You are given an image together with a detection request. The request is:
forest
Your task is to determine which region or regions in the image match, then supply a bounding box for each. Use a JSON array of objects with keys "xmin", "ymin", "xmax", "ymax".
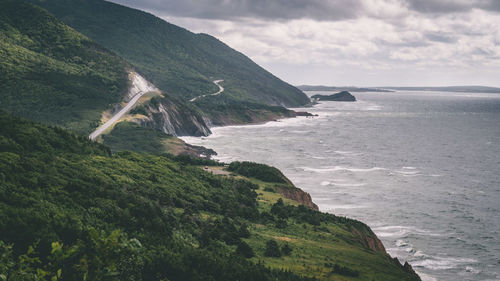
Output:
[{"xmin": 0, "ymin": 110, "xmax": 420, "ymax": 281}]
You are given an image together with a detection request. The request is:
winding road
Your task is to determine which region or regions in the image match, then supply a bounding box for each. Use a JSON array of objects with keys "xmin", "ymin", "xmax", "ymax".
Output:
[
  {"xmin": 89, "ymin": 73, "xmax": 158, "ymax": 141},
  {"xmin": 89, "ymin": 77, "xmax": 223, "ymax": 141},
  {"xmin": 89, "ymin": 91, "xmax": 146, "ymax": 140},
  {"xmin": 190, "ymin": 80, "xmax": 224, "ymax": 102}
]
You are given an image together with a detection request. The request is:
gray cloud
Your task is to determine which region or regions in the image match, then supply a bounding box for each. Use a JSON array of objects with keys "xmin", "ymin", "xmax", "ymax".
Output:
[
  {"xmin": 405, "ymin": 0, "xmax": 500, "ymax": 13},
  {"xmin": 110, "ymin": 0, "xmax": 364, "ymax": 21},
  {"xmin": 107, "ymin": 0, "xmax": 500, "ymax": 86},
  {"xmin": 424, "ymin": 32, "xmax": 458, "ymax": 43}
]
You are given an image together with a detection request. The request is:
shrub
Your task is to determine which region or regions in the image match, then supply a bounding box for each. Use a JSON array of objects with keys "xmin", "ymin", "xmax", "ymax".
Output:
[
  {"xmin": 264, "ymin": 240, "xmax": 281, "ymax": 258},
  {"xmin": 236, "ymin": 241, "xmax": 254, "ymax": 258}
]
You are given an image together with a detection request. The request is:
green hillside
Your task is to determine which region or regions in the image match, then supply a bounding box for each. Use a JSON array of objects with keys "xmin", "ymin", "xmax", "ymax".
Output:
[
  {"xmin": 0, "ymin": 110, "xmax": 420, "ymax": 280},
  {"xmin": 0, "ymin": 0, "xmax": 128, "ymax": 134},
  {"xmin": 29, "ymin": 0, "xmax": 310, "ymax": 108}
]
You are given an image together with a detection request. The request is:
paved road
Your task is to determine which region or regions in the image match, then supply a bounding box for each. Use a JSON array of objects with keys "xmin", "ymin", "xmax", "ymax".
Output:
[
  {"xmin": 89, "ymin": 72, "xmax": 158, "ymax": 140},
  {"xmin": 190, "ymin": 80, "xmax": 224, "ymax": 102},
  {"xmin": 89, "ymin": 90, "xmax": 146, "ymax": 140}
]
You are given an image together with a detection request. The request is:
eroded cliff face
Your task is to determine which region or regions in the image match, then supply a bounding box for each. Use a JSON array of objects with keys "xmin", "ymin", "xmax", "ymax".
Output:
[
  {"xmin": 136, "ymin": 96, "xmax": 211, "ymax": 137},
  {"xmin": 278, "ymin": 186, "xmax": 319, "ymax": 210},
  {"xmin": 350, "ymin": 228, "xmax": 386, "ymax": 253},
  {"xmin": 350, "ymin": 228, "xmax": 422, "ymax": 280}
]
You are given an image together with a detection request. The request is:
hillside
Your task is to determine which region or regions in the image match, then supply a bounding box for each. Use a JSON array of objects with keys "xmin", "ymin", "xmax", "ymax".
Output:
[
  {"xmin": 29, "ymin": 0, "xmax": 310, "ymax": 108},
  {"xmin": 0, "ymin": 110, "xmax": 420, "ymax": 281},
  {"xmin": 0, "ymin": 0, "xmax": 128, "ymax": 134}
]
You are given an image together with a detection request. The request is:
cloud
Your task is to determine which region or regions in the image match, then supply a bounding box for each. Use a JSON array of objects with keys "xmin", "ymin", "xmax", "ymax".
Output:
[
  {"xmin": 111, "ymin": 0, "xmax": 365, "ymax": 21},
  {"xmin": 405, "ymin": 0, "xmax": 500, "ymax": 13},
  {"xmin": 111, "ymin": 0, "xmax": 499, "ymax": 21},
  {"xmin": 108, "ymin": 0, "xmax": 500, "ymax": 86}
]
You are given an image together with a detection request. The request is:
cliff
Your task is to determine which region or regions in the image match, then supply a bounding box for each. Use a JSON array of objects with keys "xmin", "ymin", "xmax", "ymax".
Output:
[
  {"xmin": 136, "ymin": 95, "xmax": 211, "ymax": 137},
  {"xmin": 350, "ymin": 227, "xmax": 386, "ymax": 253},
  {"xmin": 278, "ymin": 186, "xmax": 319, "ymax": 210}
]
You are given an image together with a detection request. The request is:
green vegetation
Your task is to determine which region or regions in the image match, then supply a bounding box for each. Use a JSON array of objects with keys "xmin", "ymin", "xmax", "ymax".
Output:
[
  {"xmin": 193, "ymin": 95, "xmax": 297, "ymax": 126},
  {"xmin": 0, "ymin": 1, "xmax": 128, "ymax": 134},
  {"xmin": 102, "ymin": 122, "xmax": 173, "ymax": 153},
  {"xmin": 102, "ymin": 121, "xmax": 216, "ymax": 157},
  {"xmin": 30, "ymin": 0, "xmax": 309, "ymax": 107},
  {"xmin": 228, "ymin": 161, "xmax": 290, "ymax": 184},
  {"xmin": 311, "ymin": 91, "xmax": 356, "ymax": 102},
  {"xmin": 0, "ymin": 110, "xmax": 420, "ymax": 280}
]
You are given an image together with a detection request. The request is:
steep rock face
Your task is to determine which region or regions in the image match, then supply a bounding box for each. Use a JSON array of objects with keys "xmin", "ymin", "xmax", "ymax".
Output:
[
  {"xmin": 278, "ymin": 186, "xmax": 319, "ymax": 210},
  {"xmin": 350, "ymin": 228, "xmax": 386, "ymax": 253},
  {"xmin": 393, "ymin": 258, "xmax": 422, "ymax": 281},
  {"xmin": 137, "ymin": 96, "xmax": 211, "ymax": 137}
]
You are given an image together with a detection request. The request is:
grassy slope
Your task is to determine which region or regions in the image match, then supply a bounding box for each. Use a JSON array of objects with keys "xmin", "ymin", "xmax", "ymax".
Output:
[
  {"xmin": 29, "ymin": 0, "xmax": 310, "ymax": 108},
  {"xmin": 0, "ymin": 1, "xmax": 128, "ymax": 134},
  {"xmin": 0, "ymin": 110, "xmax": 419, "ymax": 281},
  {"xmin": 102, "ymin": 121, "xmax": 216, "ymax": 157}
]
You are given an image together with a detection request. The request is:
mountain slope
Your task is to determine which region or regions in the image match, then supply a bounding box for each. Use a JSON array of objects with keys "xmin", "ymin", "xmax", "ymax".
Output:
[
  {"xmin": 0, "ymin": 0, "xmax": 128, "ymax": 134},
  {"xmin": 0, "ymin": 110, "xmax": 420, "ymax": 280},
  {"xmin": 29, "ymin": 0, "xmax": 310, "ymax": 107}
]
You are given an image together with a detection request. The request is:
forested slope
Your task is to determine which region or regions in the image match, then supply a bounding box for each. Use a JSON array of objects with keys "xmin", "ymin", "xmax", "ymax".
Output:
[
  {"xmin": 30, "ymin": 0, "xmax": 310, "ymax": 107},
  {"xmin": 0, "ymin": 1, "xmax": 128, "ymax": 134},
  {"xmin": 0, "ymin": 110, "xmax": 420, "ymax": 281}
]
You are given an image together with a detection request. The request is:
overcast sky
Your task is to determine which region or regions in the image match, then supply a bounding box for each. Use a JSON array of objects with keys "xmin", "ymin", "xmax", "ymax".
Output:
[{"xmin": 109, "ymin": 0, "xmax": 500, "ymax": 87}]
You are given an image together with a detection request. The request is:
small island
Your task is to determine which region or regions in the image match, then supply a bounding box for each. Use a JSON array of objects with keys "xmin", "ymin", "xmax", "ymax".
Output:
[{"xmin": 311, "ymin": 91, "xmax": 357, "ymax": 102}]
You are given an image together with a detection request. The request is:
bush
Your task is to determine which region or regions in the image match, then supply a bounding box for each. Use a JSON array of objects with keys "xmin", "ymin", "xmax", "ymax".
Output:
[
  {"xmin": 227, "ymin": 162, "xmax": 288, "ymax": 183},
  {"xmin": 281, "ymin": 244, "xmax": 293, "ymax": 256},
  {"xmin": 236, "ymin": 241, "xmax": 254, "ymax": 258},
  {"xmin": 264, "ymin": 240, "xmax": 281, "ymax": 258}
]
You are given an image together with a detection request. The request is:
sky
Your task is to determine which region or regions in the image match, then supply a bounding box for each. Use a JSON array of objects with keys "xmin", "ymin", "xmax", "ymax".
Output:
[{"xmin": 108, "ymin": 0, "xmax": 500, "ymax": 87}]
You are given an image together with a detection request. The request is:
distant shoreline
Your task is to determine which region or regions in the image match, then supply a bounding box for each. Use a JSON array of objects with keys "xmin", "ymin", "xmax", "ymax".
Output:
[{"xmin": 298, "ymin": 85, "xmax": 500, "ymax": 94}]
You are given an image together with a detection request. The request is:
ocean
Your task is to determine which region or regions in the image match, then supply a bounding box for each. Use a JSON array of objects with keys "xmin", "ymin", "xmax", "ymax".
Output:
[{"xmin": 181, "ymin": 90, "xmax": 500, "ymax": 281}]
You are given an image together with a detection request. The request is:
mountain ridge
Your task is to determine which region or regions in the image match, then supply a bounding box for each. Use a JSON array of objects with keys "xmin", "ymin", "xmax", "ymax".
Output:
[{"xmin": 30, "ymin": 0, "xmax": 310, "ymax": 108}]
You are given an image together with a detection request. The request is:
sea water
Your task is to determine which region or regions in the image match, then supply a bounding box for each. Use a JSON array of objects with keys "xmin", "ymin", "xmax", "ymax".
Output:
[{"xmin": 182, "ymin": 91, "xmax": 500, "ymax": 281}]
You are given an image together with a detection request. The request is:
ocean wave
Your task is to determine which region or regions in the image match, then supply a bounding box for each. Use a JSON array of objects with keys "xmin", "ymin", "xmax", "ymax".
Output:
[
  {"xmin": 330, "ymin": 182, "xmax": 367, "ymax": 187},
  {"xmin": 395, "ymin": 170, "xmax": 422, "ymax": 176},
  {"xmin": 373, "ymin": 225, "xmax": 445, "ymax": 238},
  {"xmin": 402, "ymin": 166, "xmax": 418, "ymax": 170},
  {"xmin": 396, "ymin": 239, "xmax": 410, "ymax": 247},
  {"xmin": 300, "ymin": 166, "xmax": 386, "ymax": 173},
  {"xmin": 321, "ymin": 204, "xmax": 368, "ymax": 210},
  {"xmin": 415, "ymin": 271, "xmax": 438, "ymax": 281},
  {"xmin": 412, "ymin": 256, "xmax": 478, "ymax": 271}
]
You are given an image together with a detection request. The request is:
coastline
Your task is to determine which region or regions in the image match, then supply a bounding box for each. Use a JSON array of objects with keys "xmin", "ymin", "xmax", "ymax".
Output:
[{"xmin": 181, "ymin": 110, "xmax": 422, "ymax": 280}]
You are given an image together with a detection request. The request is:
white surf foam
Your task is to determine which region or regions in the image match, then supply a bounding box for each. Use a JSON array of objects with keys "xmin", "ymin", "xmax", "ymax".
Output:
[
  {"xmin": 373, "ymin": 226, "xmax": 444, "ymax": 238},
  {"xmin": 330, "ymin": 182, "xmax": 367, "ymax": 187},
  {"xmin": 412, "ymin": 256, "xmax": 478, "ymax": 271},
  {"xmin": 300, "ymin": 166, "xmax": 386, "ymax": 173}
]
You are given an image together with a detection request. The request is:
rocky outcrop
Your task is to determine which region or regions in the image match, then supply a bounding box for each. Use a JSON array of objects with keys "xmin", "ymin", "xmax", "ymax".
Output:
[
  {"xmin": 294, "ymin": 111, "xmax": 318, "ymax": 117},
  {"xmin": 137, "ymin": 95, "xmax": 211, "ymax": 137},
  {"xmin": 393, "ymin": 258, "xmax": 422, "ymax": 281},
  {"xmin": 311, "ymin": 91, "xmax": 356, "ymax": 102},
  {"xmin": 278, "ymin": 186, "xmax": 319, "ymax": 210},
  {"xmin": 350, "ymin": 228, "xmax": 386, "ymax": 253}
]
